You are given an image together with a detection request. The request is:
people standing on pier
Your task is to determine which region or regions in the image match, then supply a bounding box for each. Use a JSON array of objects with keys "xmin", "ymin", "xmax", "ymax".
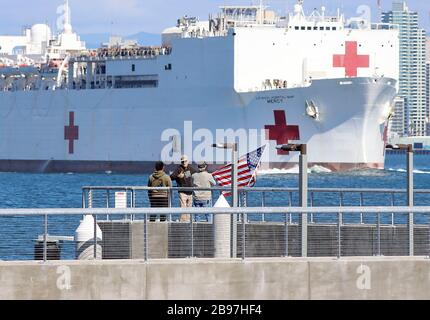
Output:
[
  {"xmin": 192, "ymin": 162, "xmax": 217, "ymax": 222},
  {"xmin": 148, "ymin": 161, "xmax": 172, "ymax": 222},
  {"xmin": 170, "ymin": 155, "xmax": 197, "ymax": 222}
]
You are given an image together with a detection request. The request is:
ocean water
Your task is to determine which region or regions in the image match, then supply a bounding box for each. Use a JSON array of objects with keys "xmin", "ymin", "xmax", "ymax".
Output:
[
  {"xmin": 1, "ymin": 153, "xmax": 430, "ymax": 261},
  {"xmin": 0, "ymin": 153, "xmax": 429, "ymax": 209}
]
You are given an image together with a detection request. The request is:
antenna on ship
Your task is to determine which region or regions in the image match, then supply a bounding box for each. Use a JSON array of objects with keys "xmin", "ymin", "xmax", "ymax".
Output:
[
  {"xmin": 63, "ymin": 0, "xmax": 73, "ymax": 34},
  {"xmin": 259, "ymin": 0, "xmax": 264, "ymax": 24},
  {"xmin": 377, "ymin": 0, "xmax": 383, "ymax": 22},
  {"xmin": 293, "ymin": 0, "xmax": 305, "ymax": 19}
]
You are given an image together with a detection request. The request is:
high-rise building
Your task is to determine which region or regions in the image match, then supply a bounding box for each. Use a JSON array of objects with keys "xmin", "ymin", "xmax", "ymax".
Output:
[
  {"xmin": 389, "ymin": 96, "xmax": 406, "ymax": 137},
  {"xmin": 382, "ymin": 1, "xmax": 427, "ymax": 136},
  {"xmin": 427, "ymin": 38, "xmax": 430, "ymax": 135},
  {"xmin": 426, "ymin": 37, "xmax": 430, "ymax": 61},
  {"xmin": 427, "ymin": 61, "xmax": 430, "ymax": 135}
]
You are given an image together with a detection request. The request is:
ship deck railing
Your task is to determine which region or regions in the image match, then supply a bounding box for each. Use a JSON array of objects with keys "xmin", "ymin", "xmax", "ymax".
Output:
[
  {"xmin": 370, "ymin": 22, "xmax": 400, "ymax": 30},
  {"xmin": 71, "ymin": 46, "xmax": 173, "ymax": 63}
]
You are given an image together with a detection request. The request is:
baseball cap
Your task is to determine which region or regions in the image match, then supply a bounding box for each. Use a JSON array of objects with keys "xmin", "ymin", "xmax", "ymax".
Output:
[
  {"xmin": 198, "ymin": 161, "xmax": 207, "ymax": 169},
  {"xmin": 181, "ymin": 155, "xmax": 189, "ymax": 162}
]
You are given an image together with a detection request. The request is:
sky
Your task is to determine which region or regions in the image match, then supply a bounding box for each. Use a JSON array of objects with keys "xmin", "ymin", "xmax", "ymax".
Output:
[{"xmin": 0, "ymin": 0, "xmax": 429, "ymax": 36}]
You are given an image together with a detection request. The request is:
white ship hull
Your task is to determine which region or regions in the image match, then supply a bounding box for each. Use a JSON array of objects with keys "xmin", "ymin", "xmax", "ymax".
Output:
[{"xmin": 0, "ymin": 76, "xmax": 397, "ymax": 173}]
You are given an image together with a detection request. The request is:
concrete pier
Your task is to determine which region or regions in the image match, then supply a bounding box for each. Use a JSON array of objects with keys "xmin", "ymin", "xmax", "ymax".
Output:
[{"xmin": 1, "ymin": 257, "xmax": 430, "ymax": 300}]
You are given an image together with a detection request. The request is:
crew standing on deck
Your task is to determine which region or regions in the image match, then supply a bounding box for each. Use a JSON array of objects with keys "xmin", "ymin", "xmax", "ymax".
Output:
[{"xmin": 170, "ymin": 155, "xmax": 197, "ymax": 222}]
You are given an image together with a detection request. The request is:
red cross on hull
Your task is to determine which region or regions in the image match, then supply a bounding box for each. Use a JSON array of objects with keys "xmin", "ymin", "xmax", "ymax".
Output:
[
  {"xmin": 333, "ymin": 41, "xmax": 370, "ymax": 77},
  {"xmin": 64, "ymin": 112, "xmax": 79, "ymax": 154},
  {"xmin": 265, "ymin": 110, "xmax": 300, "ymax": 155}
]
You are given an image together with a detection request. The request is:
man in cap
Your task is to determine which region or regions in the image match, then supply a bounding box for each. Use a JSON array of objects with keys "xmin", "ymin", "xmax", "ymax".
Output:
[
  {"xmin": 192, "ymin": 162, "xmax": 217, "ymax": 222},
  {"xmin": 170, "ymin": 155, "xmax": 197, "ymax": 222}
]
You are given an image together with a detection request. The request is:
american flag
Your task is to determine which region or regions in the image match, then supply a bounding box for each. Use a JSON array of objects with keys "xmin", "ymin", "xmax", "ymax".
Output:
[{"xmin": 212, "ymin": 146, "xmax": 266, "ymax": 196}]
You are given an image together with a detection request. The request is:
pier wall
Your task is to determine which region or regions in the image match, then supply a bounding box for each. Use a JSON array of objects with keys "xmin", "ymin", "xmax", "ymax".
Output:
[
  {"xmin": 1, "ymin": 257, "xmax": 430, "ymax": 300},
  {"xmin": 98, "ymin": 221, "xmax": 430, "ymax": 259}
]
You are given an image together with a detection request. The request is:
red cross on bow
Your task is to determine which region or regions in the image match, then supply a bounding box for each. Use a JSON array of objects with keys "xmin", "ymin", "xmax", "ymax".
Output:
[
  {"xmin": 64, "ymin": 111, "xmax": 79, "ymax": 154},
  {"xmin": 333, "ymin": 41, "xmax": 370, "ymax": 77},
  {"xmin": 265, "ymin": 110, "xmax": 300, "ymax": 155}
]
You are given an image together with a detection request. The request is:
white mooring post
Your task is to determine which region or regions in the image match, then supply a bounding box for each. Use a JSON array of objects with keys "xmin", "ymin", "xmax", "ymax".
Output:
[
  {"xmin": 75, "ymin": 215, "xmax": 102, "ymax": 260},
  {"xmin": 212, "ymin": 142, "xmax": 239, "ymax": 258},
  {"xmin": 214, "ymin": 195, "xmax": 232, "ymax": 259}
]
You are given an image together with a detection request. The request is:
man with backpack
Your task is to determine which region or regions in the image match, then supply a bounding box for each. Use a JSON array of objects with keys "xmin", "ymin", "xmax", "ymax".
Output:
[{"xmin": 148, "ymin": 161, "xmax": 172, "ymax": 222}]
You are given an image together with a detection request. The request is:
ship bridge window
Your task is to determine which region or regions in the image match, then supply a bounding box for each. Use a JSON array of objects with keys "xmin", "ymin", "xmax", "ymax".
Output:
[
  {"xmin": 332, "ymin": 27, "xmax": 337, "ymax": 30},
  {"xmin": 113, "ymin": 75, "xmax": 159, "ymax": 89},
  {"xmin": 132, "ymin": 64, "xmax": 136, "ymax": 72},
  {"xmin": 320, "ymin": 27, "xmax": 324, "ymax": 30},
  {"xmin": 307, "ymin": 26, "xmax": 312, "ymax": 30},
  {"xmin": 295, "ymin": 26, "xmax": 299, "ymax": 30},
  {"xmin": 325, "ymin": 27, "xmax": 330, "ymax": 30},
  {"xmin": 313, "ymin": 26, "xmax": 318, "ymax": 30},
  {"xmin": 301, "ymin": 26, "xmax": 306, "ymax": 30}
]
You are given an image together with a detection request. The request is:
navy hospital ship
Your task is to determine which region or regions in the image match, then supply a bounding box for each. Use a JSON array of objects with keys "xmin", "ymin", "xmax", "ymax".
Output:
[{"xmin": 0, "ymin": 0, "xmax": 399, "ymax": 173}]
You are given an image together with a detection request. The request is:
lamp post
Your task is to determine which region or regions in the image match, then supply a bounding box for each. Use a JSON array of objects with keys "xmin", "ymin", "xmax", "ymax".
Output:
[
  {"xmin": 277, "ymin": 144, "xmax": 308, "ymax": 257},
  {"xmin": 212, "ymin": 142, "xmax": 238, "ymax": 258},
  {"xmin": 386, "ymin": 144, "xmax": 414, "ymax": 256}
]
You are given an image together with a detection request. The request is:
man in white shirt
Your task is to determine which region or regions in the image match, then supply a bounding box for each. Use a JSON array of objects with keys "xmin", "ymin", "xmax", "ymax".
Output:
[{"xmin": 192, "ymin": 162, "xmax": 216, "ymax": 222}]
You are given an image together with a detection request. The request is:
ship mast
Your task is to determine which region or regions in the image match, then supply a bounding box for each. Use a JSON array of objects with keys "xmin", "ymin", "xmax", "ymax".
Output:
[
  {"xmin": 259, "ymin": 0, "xmax": 263, "ymax": 24},
  {"xmin": 293, "ymin": 0, "xmax": 305, "ymax": 19},
  {"xmin": 63, "ymin": 0, "xmax": 72, "ymax": 34},
  {"xmin": 298, "ymin": 0, "xmax": 305, "ymax": 12}
]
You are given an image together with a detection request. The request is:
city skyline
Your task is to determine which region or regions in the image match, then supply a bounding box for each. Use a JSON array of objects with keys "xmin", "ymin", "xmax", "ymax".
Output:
[
  {"xmin": 0, "ymin": 0, "xmax": 429, "ymax": 36},
  {"xmin": 383, "ymin": 1, "xmax": 427, "ymax": 137}
]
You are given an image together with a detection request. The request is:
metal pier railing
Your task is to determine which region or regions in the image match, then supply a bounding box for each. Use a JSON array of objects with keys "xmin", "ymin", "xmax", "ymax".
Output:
[
  {"xmin": 1, "ymin": 206, "xmax": 430, "ymax": 262},
  {"xmin": 81, "ymin": 186, "xmax": 430, "ymax": 222}
]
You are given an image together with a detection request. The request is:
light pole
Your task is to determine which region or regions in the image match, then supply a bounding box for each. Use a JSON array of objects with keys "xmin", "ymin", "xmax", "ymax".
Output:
[
  {"xmin": 213, "ymin": 142, "xmax": 238, "ymax": 258},
  {"xmin": 386, "ymin": 144, "xmax": 414, "ymax": 256},
  {"xmin": 277, "ymin": 144, "xmax": 308, "ymax": 257}
]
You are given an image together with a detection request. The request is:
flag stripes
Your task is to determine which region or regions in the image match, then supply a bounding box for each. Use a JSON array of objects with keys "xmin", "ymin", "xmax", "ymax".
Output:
[{"xmin": 212, "ymin": 146, "xmax": 266, "ymax": 196}]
